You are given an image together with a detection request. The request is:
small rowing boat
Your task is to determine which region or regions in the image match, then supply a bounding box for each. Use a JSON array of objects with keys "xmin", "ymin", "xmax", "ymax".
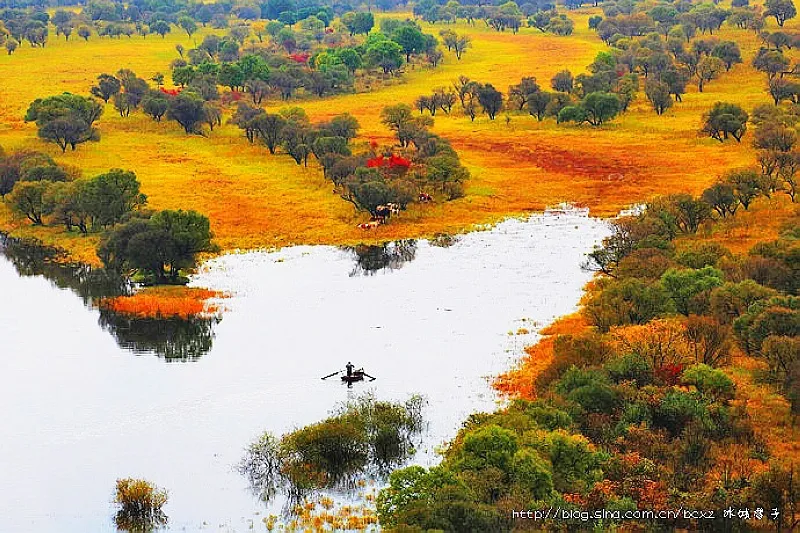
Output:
[{"xmin": 341, "ymin": 370, "xmax": 365, "ymax": 383}]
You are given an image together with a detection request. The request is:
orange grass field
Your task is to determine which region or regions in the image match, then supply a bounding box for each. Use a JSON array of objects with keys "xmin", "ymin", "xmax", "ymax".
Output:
[
  {"xmin": 98, "ymin": 286, "xmax": 226, "ymax": 319},
  {"xmin": 0, "ymin": 5, "xmax": 788, "ymax": 263}
]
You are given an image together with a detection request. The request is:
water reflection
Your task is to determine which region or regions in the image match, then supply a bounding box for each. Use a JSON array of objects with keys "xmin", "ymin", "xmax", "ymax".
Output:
[
  {"xmin": 99, "ymin": 310, "xmax": 219, "ymax": 361},
  {"xmin": 345, "ymin": 240, "xmax": 418, "ymax": 277},
  {"xmin": 114, "ymin": 509, "xmax": 168, "ymax": 533},
  {"xmin": 0, "ymin": 233, "xmax": 129, "ymax": 303},
  {"xmin": 0, "ymin": 234, "xmax": 218, "ymax": 361}
]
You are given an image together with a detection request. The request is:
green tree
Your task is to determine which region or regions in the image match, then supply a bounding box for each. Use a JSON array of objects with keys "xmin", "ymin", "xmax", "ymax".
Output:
[
  {"xmin": 177, "ymin": 16, "xmax": 197, "ymax": 38},
  {"xmin": 150, "ymin": 20, "xmax": 171, "ymax": 38},
  {"xmin": 142, "ymin": 93, "xmax": 168, "ymax": 122},
  {"xmin": 365, "ymin": 39, "xmax": 404, "ymax": 74},
  {"xmin": 581, "ymin": 92, "xmax": 621, "ymax": 126},
  {"xmin": 477, "ymin": 83, "xmax": 503, "ymax": 120},
  {"xmin": 217, "ymin": 62, "xmax": 245, "ymax": 91},
  {"xmin": 24, "ymin": 93, "xmax": 103, "ymax": 152},
  {"xmin": 661, "ymin": 266, "xmax": 725, "ymax": 315},
  {"xmin": 527, "ymin": 91, "xmax": 553, "ymax": 121},
  {"xmin": 701, "ymin": 102, "xmax": 748, "ymax": 142},
  {"xmin": 551, "ymin": 69, "xmax": 574, "ymax": 92},
  {"xmin": 166, "ymin": 92, "xmax": 206, "ymax": 134},
  {"xmin": 90, "ymin": 73, "xmax": 121, "ymax": 103},
  {"xmin": 342, "ymin": 12, "xmax": 374, "ymax": 36},
  {"xmin": 725, "ymin": 168, "xmax": 761, "ymax": 208},
  {"xmin": 83, "ymin": 169, "xmax": 146, "ymax": 227},
  {"xmin": 695, "ymin": 56, "xmax": 724, "ymax": 92},
  {"xmin": 682, "ymin": 364, "xmax": 735, "ymax": 400},
  {"xmin": 8, "ymin": 180, "xmax": 51, "ymax": 225},
  {"xmin": 251, "ymin": 113, "xmax": 287, "ymax": 154},
  {"xmin": 711, "ymin": 41, "xmax": 742, "ymax": 71},
  {"xmin": 702, "ymin": 182, "xmax": 738, "ymax": 217},
  {"xmin": 392, "ymin": 25, "xmax": 425, "ymax": 62},
  {"xmin": 508, "ymin": 77, "xmax": 540, "ymax": 110},
  {"xmin": 645, "ymin": 80, "xmax": 673, "ymax": 115},
  {"xmin": 765, "ymin": 0, "xmax": 797, "ymax": 26}
]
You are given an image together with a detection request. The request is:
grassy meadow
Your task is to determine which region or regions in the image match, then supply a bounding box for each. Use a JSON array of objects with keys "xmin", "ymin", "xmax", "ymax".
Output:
[{"xmin": 0, "ymin": 6, "xmax": 788, "ymax": 263}]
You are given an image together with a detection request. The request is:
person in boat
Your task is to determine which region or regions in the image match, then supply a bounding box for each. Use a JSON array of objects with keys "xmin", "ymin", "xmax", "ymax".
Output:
[{"xmin": 346, "ymin": 361, "xmax": 354, "ymax": 377}]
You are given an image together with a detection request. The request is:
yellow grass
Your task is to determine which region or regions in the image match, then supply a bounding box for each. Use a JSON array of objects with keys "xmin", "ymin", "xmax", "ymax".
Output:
[{"xmin": 0, "ymin": 7, "xmax": 791, "ymax": 263}]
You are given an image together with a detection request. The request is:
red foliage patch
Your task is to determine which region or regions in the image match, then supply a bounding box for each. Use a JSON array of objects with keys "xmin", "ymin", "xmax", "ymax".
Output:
[
  {"xmin": 159, "ymin": 87, "xmax": 181, "ymax": 96},
  {"xmin": 655, "ymin": 364, "xmax": 684, "ymax": 386},
  {"xmin": 367, "ymin": 154, "xmax": 411, "ymax": 169},
  {"xmin": 289, "ymin": 53, "xmax": 310, "ymax": 63}
]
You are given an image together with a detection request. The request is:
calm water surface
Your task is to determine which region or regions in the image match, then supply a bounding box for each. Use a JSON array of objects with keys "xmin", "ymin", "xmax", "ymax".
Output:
[{"xmin": 0, "ymin": 212, "xmax": 608, "ymax": 532}]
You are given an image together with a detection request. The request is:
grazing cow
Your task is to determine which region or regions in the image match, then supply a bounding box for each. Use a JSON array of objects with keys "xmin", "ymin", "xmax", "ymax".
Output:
[
  {"xmin": 375, "ymin": 205, "xmax": 391, "ymax": 223},
  {"xmin": 418, "ymin": 193, "xmax": 432, "ymax": 203},
  {"xmin": 358, "ymin": 221, "xmax": 381, "ymax": 230},
  {"xmin": 387, "ymin": 203, "xmax": 401, "ymax": 215}
]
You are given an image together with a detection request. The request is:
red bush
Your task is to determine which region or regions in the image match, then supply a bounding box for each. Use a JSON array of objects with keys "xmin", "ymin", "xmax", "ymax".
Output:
[
  {"xmin": 655, "ymin": 364, "xmax": 684, "ymax": 386},
  {"xmin": 388, "ymin": 154, "xmax": 411, "ymax": 168},
  {"xmin": 367, "ymin": 154, "xmax": 411, "ymax": 169},
  {"xmin": 366, "ymin": 155, "xmax": 385, "ymax": 168},
  {"xmin": 289, "ymin": 53, "xmax": 310, "ymax": 63}
]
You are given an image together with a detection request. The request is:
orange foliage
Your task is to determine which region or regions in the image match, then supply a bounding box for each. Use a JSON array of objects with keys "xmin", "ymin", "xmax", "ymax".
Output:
[
  {"xmin": 610, "ymin": 318, "xmax": 691, "ymax": 369},
  {"xmin": 98, "ymin": 287, "xmax": 225, "ymax": 319},
  {"xmin": 495, "ymin": 312, "xmax": 590, "ymax": 399}
]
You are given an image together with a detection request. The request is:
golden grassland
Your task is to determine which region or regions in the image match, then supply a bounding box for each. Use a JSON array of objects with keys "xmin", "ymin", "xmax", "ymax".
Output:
[
  {"xmin": 98, "ymin": 286, "xmax": 226, "ymax": 318},
  {"xmin": 0, "ymin": 6, "xmax": 788, "ymax": 264}
]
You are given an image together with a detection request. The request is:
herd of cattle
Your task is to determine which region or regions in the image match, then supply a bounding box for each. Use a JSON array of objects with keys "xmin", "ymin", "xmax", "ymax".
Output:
[{"xmin": 356, "ymin": 193, "xmax": 433, "ymax": 230}]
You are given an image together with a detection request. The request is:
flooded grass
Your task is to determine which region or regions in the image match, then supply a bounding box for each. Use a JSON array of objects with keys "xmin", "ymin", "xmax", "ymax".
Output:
[{"xmin": 238, "ymin": 394, "xmax": 426, "ymax": 505}]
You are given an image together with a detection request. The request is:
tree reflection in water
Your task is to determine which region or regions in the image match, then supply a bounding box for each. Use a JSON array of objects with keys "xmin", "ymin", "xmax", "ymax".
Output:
[
  {"xmin": 99, "ymin": 310, "xmax": 219, "ymax": 361},
  {"xmin": 0, "ymin": 233, "xmax": 129, "ymax": 303},
  {"xmin": 345, "ymin": 240, "xmax": 418, "ymax": 277},
  {"xmin": 1, "ymin": 234, "xmax": 218, "ymax": 360}
]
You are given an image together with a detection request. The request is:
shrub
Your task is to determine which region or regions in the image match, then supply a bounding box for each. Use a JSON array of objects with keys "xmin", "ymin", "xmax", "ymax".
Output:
[
  {"xmin": 585, "ymin": 278, "xmax": 673, "ymax": 331},
  {"xmin": 654, "ymin": 391, "xmax": 711, "ymax": 436},
  {"xmin": 605, "ymin": 353, "xmax": 653, "ymax": 386},
  {"xmin": 682, "ymin": 364, "xmax": 735, "ymax": 401},
  {"xmin": 114, "ymin": 478, "xmax": 168, "ymax": 531},
  {"xmin": 661, "ymin": 266, "xmax": 725, "ymax": 315}
]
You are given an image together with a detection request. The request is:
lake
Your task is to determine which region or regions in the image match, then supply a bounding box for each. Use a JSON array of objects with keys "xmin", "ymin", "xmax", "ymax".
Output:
[{"xmin": 0, "ymin": 210, "xmax": 608, "ymax": 532}]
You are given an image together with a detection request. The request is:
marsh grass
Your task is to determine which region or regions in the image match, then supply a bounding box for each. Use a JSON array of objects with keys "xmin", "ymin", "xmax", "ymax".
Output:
[
  {"xmin": 237, "ymin": 393, "xmax": 426, "ymax": 504},
  {"xmin": 113, "ymin": 478, "xmax": 168, "ymax": 533}
]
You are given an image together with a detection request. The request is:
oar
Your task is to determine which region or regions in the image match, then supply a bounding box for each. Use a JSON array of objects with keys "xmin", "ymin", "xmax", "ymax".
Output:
[
  {"xmin": 361, "ymin": 372, "xmax": 377, "ymax": 381},
  {"xmin": 321, "ymin": 370, "xmax": 341, "ymax": 380}
]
